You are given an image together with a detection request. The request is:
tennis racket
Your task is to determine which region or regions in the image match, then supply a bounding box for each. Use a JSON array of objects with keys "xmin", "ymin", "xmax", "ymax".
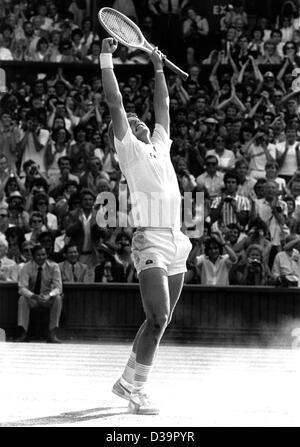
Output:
[{"xmin": 98, "ymin": 7, "xmax": 189, "ymax": 81}]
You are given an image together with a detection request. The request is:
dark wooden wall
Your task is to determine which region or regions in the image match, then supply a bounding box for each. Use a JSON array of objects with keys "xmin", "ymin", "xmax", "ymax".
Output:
[{"xmin": 1, "ymin": 282, "xmax": 300, "ymax": 346}]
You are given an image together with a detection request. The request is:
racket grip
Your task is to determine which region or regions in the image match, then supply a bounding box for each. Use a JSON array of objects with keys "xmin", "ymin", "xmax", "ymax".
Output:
[{"xmin": 163, "ymin": 58, "xmax": 189, "ymax": 81}]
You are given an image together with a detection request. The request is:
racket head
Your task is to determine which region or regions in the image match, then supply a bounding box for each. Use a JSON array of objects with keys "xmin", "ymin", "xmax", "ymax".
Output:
[{"xmin": 98, "ymin": 7, "xmax": 145, "ymax": 50}]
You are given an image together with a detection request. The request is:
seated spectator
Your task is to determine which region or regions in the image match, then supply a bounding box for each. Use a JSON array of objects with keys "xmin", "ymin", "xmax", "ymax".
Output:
[
  {"xmin": 284, "ymin": 195, "xmax": 299, "ymax": 233},
  {"xmin": 195, "ymin": 232, "xmax": 237, "ymax": 285},
  {"xmin": 0, "ymin": 235, "xmax": 16, "ymax": 281},
  {"xmin": 49, "ymin": 156, "xmax": 79, "ymax": 198},
  {"xmin": 25, "ymin": 211, "xmax": 45, "ymax": 244},
  {"xmin": 32, "ymin": 192, "xmax": 58, "ymax": 232},
  {"xmin": 7, "ymin": 191, "xmax": 30, "ymax": 232},
  {"xmin": 182, "ymin": 5, "xmax": 209, "ymax": 57},
  {"xmin": 112, "ymin": 45, "xmax": 135, "ymax": 65},
  {"xmin": 94, "ymin": 243, "xmax": 125, "ymax": 283},
  {"xmin": 38, "ymin": 230, "xmax": 64, "ymax": 263},
  {"xmin": 272, "ymin": 235, "xmax": 300, "ymax": 287},
  {"xmin": 5, "ymin": 225, "xmax": 25, "ymax": 264},
  {"xmin": 196, "ymin": 154, "xmax": 224, "ymax": 201},
  {"xmin": 234, "ymin": 217, "xmax": 272, "ymax": 267},
  {"xmin": 79, "ymin": 156, "xmax": 110, "ymax": 197},
  {"xmin": 114, "ymin": 231, "xmax": 137, "ymax": 283},
  {"xmin": 257, "ymin": 40, "xmax": 282, "ymax": 65},
  {"xmin": 174, "ymin": 157, "xmax": 197, "ymax": 194},
  {"xmin": 16, "ymin": 243, "xmax": 63, "ymax": 343},
  {"xmin": 0, "ymin": 205, "xmax": 10, "ymax": 237},
  {"xmin": 265, "ymin": 160, "xmax": 286, "ymax": 197},
  {"xmin": 59, "ymin": 243, "xmax": 93, "ymax": 283},
  {"xmin": 206, "ymin": 135, "xmax": 236, "ymax": 173},
  {"xmin": 85, "ymin": 39, "xmax": 101, "ymax": 64},
  {"xmin": 210, "ymin": 171, "xmax": 251, "ymax": 231},
  {"xmin": 231, "ymin": 244, "xmax": 274, "ymax": 285}
]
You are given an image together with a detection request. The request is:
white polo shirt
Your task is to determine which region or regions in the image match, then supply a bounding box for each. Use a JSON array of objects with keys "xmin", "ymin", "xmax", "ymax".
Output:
[{"xmin": 114, "ymin": 123, "xmax": 181, "ymax": 229}]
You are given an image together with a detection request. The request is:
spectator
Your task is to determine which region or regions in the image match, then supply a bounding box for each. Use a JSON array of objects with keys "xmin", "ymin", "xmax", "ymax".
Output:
[
  {"xmin": 0, "ymin": 234, "xmax": 16, "ymax": 281},
  {"xmin": 79, "ymin": 156, "xmax": 110, "ymax": 197},
  {"xmin": 276, "ymin": 126, "xmax": 300, "ymax": 182},
  {"xmin": 196, "ymin": 154, "xmax": 224, "ymax": 201},
  {"xmin": 182, "ymin": 5, "xmax": 209, "ymax": 57},
  {"xmin": 7, "ymin": 191, "xmax": 30, "ymax": 232},
  {"xmin": 94, "ymin": 243, "xmax": 125, "ymax": 283},
  {"xmin": 5, "ymin": 225, "xmax": 25, "ymax": 264},
  {"xmin": 0, "ymin": 110, "xmax": 21, "ymax": 171},
  {"xmin": 49, "ymin": 156, "xmax": 79, "ymax": 198},
  {"xmin": 235, "ymin": 158, "xmax": 256, "ymax": 199},
  {"xmin": 16, "ymin": 243, "xmax": 63, "ymax": 343},
  {"xmin": 206, "ymin": 135, "xmax": 236, "ymax": 173},
  {"xmin": 32, "ymin": 192, "xmax": 58, "ymax": 232},
  {"xmin": 66, "ymin": 188, "xmax": 100, "ymax": 267},
  {"xmin": 195, "ymin": 232, "xmax": 237, "ymax": 285},
  {"xmin": 59, "ymin": 243, "xmax": 93, "ymax": 282},
  {"xmin": 0, "ymin": 205, "xmax": 10, "ymax": 237},
  {"xmin": 210, "ymin": 171, "xmax": 251, "ymax": 230},
  {"xmin": 18, "ymin": 110, "xmax": 50, "ymax": 177},
  {"xmin": 257, "ymin": 40, "xmax": 282, "ymax": 65},
  {"xmin": 255, "ymin": 179, "xmax": 289, "ymax": 268},
  {"xmin": 45, "ymin": 127, "xmax": 71, "ymax": 183},
  {"xmin": 232, "ymin": 243, "xmax": 273, "ymax": 285},
  {"xmin": 25, "ymin": 211, "xmax": 45, "ymax": 244},
  {"xmin": 265, "ymin": 160, "xmax": 286, "ymax": 196},
  {"xmin": 272, "ymin": 235, "xmax": 300, "ymax": 287}
]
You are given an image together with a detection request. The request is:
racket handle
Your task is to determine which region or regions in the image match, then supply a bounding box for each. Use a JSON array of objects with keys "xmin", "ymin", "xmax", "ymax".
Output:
[{"xmin": 163, "ymin": 58, "xmax": 189, "ymax": 80}]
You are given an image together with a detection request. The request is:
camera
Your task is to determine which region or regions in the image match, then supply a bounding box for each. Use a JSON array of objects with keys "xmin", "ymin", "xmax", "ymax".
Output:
[
  {"xmin": 29, "ymin": 165, "xmax": 39, "ymax": 176},
  {"xmin": 248, "ymin": 258, "xmax": 261, "ymax": 267}
]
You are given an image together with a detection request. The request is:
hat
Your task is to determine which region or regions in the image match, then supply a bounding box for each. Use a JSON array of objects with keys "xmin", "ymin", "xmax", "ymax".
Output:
[
  {"xmin": 264, "ymin": 71, "xmax": 274, "ymax": 78},
  {"xmin": 205, "ymin": 152, "xmax": 220, "ymax": 164},
  {"xmin": 205, "ymin": 117, "xmax": 218, "ymax": 124},
  {"xmin": 7, "ymin": 191, "xmax": 24, "ymax": 201}
]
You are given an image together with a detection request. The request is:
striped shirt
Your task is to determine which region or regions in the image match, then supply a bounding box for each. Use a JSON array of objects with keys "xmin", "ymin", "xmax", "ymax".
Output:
[{"xmin": 211, "ymin": 194, "xmax": 251, "ymax": 226}]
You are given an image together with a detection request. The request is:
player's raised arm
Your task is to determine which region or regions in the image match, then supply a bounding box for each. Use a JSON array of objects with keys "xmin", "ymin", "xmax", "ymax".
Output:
[
  {"xmin": 151, "ymin": 48, "xmax": 170, "ymax": 135},
  {"xmin": 100, "ymin": 37, "xmax": 128, "ymax": 141}
]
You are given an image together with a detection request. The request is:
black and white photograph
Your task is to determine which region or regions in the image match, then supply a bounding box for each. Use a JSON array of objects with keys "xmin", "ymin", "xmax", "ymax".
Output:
[{"xmin": 0, "ymin": 0, "xmax": 300, "ymax": 435}]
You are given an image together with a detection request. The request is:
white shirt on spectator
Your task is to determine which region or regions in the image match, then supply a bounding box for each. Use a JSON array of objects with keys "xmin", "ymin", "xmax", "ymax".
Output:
[
  {"xmin": 275, "ymin": 141, "xmax": 299, "ymax": 177},
  {"xmin": 255, "ymin": 198, "xmax": 288, "ymax": 246},
  {"xmin": 196, "ymin": 171, "xmax": 224, "ymax": 200},
  {"xmin": 20, "ymin": 129, "xmax": 50, "ymax": 175},
  {"xmin": 195, "ymin": 254, "xmax": 234, "ymax": 286}
]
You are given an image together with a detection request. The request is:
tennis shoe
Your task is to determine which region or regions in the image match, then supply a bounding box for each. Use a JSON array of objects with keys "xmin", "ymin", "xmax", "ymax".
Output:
[
  {"xmin": 128, "ymin": 390, "xmax": 159, "ymax": 415},
  {"xmin": 112, "ymin": 378, "xmax": 132, "ymax": 401}
]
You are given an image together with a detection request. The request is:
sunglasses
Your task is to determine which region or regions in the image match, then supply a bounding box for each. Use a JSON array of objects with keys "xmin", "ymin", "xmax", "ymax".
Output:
[
  {"xmin": 206, "ymin": 162, "xmax": 217, "ymax": 166},
  {"xmin": 38, "ymin": 202, "xmax": 47, "ymax": 205},
  {"xmin": 0, "ymin": 214, "xmax": 8, "ymax": 217},
  {"xmin": 32, "ymin": 219, "xmax": 42, "ymax": 223},
  {"xmin": 286, "ymin": 46, "xmax": 295, "ymax": 50}
]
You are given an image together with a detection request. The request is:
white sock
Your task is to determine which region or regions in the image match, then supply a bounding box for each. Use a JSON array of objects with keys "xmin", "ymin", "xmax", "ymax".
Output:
[
  {"xmin": 120, "ymin": 351, "xmax": 136, "ymax": 387},
  {"xmin": 133, "ymin": 361, "xmax": 152, "ymax": 392}
]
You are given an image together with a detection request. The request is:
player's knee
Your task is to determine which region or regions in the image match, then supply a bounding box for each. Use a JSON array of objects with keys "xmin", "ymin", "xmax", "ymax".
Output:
[{"xmin": 147, "ymin": 314, "xmax": 168, "ymax": 333}]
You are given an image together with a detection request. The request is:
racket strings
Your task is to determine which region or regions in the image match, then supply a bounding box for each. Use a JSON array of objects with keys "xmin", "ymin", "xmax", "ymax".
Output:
[{"xmin": 101, "ymin": 10, "xmax": 141, "ymax": 46}]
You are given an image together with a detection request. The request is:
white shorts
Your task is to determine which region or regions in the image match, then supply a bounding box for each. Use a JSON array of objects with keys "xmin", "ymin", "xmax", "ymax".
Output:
[{"xmin": 131, "ymin": 228, "xmax": 192, "ymax": 276}]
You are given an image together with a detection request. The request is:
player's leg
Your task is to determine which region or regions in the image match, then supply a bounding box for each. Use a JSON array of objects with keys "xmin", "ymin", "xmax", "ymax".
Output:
[{"xmin": 128, "ymin": 266, "xmax": 170, "ymax": 414}]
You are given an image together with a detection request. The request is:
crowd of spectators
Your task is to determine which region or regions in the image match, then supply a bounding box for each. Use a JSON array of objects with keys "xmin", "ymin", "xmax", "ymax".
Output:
[{"xmin": 2, "ymin": 1, "xmax": 300, "ymax": 288}]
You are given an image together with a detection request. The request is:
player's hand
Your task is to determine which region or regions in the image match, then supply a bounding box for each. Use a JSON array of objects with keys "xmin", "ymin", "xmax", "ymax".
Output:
[
  {"xmin": 101, "ymin": 37, "xmax": 118, "ymax": 54},
  {"xmin": 150, "ymin": 47, "xmax": 164, "ymax": 69}
]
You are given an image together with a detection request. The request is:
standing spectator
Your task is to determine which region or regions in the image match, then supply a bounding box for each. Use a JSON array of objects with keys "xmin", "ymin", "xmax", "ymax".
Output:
[
  {"xmin": 255, "ymin": 179, "xmax": 289, "ymax": 268},
  {"xmin": 48, "ymin": 156, "xmax": 79, "ymax": 198},
  {"xmin": 16, "ymin": 243, "xmax": 63, "ymax": 343},
  {"xmin": 210, "ymin": 171, "xmax": 251, "ymax": 230},
  {"xmin": 235, "ymin": 158, "xmax": 256, "ymax": 199},
  {"xmin": 18, "ymin": 110, "xmax": 50, "ymax": 177},
  {"xmin": 59, "ymin": 243, "xmax": 93, "ymax": 283},
  {"xmin": 79, "ymin": 156, "xmax": 110, "ymax": 197},
  {"xmin": 182, "ymin": 5, "xmax": 209, "ymax": 58},
  {"xmin": 45, "ymin": 127, "xmax": 71, "ymax": 183},
  {"xmin": 196, "ymin": 154, "xmax": 224, "ymax": 201},
  {"xmin": 206, "ymin": 135, "xmax": 236, "ymax": 173},
  {"xmin": 66, "ymin": 188, "xmax": 100, "ymax": 267},
  {"xmin": 195, "ymin": 232, "xmax": 237, "ymax": 285},
  {"xmin": 276, "ymin": 126, "xmax": 300, "ymax": 182}
]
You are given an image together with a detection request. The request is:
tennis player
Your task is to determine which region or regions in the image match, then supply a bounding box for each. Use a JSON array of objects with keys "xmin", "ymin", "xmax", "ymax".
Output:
[{"xmin": 100, "ymin": 37, "xmax": 192, "ymax": 415}]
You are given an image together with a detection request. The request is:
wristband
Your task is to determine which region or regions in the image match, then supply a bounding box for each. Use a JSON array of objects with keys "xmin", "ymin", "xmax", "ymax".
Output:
[
  {"xmin": 100, "ymin": 53, "xmax": 113, "ymax": 69},
  {"xmin": 156, "ymin": 69, "xmax": 164, "ymax": 73}
]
